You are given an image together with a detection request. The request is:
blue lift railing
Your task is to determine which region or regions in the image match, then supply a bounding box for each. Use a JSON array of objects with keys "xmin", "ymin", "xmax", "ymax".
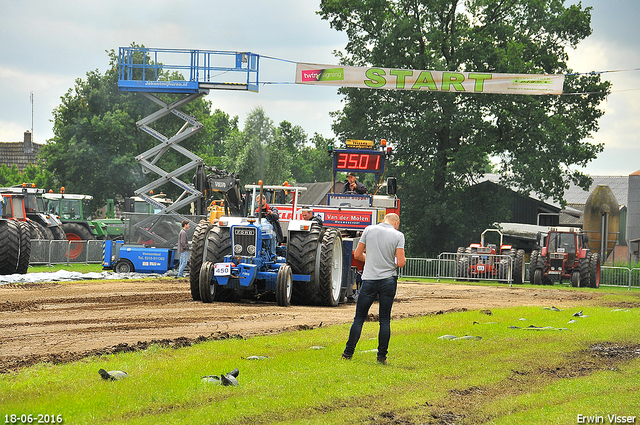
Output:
[{"xmin": 118, "ymin": 47, "xmax": 260, "ymax": 93}]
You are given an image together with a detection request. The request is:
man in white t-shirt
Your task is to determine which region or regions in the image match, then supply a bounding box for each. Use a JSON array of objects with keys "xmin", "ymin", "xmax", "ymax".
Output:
[{"xmin": 342, "ymin": 213, "xmax": 405, "ymax": 365}]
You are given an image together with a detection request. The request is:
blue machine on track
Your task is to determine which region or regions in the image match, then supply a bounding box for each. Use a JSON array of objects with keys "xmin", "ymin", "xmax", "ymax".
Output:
[{"xmin": 103, "ymin": 240, "xmax": 178, "ymax": 274}]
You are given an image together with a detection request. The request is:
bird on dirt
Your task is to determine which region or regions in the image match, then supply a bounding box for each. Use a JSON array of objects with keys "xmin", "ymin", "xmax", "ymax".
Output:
[{"xmin": 99, "ymin": 369, "xmax": 128, "ymax": 381}]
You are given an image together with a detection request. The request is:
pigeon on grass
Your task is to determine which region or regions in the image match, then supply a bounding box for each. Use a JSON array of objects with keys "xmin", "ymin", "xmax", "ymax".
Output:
[
  {"xmin": 99, "ymin": 369, "xmax": 128, "ymax": 381},
  {"xmin": 202, "ymin": 368, "xmax": 239, "ymax": 386}
]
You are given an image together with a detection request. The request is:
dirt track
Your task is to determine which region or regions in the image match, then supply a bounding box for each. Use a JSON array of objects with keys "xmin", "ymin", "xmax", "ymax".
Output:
[{"xmin": 0, "ymin": 279, "xmax": 601, "ymax": 373}]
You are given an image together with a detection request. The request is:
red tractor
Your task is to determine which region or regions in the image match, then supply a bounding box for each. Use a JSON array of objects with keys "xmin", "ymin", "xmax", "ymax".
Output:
[
  {"xmin": 529, "ymin": 227, "xmax": 600, "ymax": 288},
  {"xmin": 456, "ymin": 229, "xmax": 525, "ymax": 284}
]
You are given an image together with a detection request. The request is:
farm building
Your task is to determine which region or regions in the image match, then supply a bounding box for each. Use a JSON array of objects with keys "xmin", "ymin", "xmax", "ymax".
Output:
[{"xmin": 0, "ymin": 131, "xmax": 43, "ymax": 171}]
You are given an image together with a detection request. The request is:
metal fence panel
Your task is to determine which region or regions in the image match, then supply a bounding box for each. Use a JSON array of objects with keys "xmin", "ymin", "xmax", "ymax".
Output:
[
  {"xmin": 399, "ymin": 253, "xmax": 515, "ymax": 283},
  {"xmin": 87, "ymin": 240, "xmax": 104, "ymax": 264},
  {"xmin": 600, "ymin": 266, "xmax": 629, "ymax": 288},
  {"xmin": 399, "ymin": 257, "xmax": 639, "ymax": 289},
  {"xmin": 631, "ymin": 269, "xmax": 640, "ymax": 288},
  {"xmin": 29, "ymin": 240, "xmax": 51, "ymax": 265},
  {"xmin": 400, "ymin": 258, "xmax": 442, "ymax": 279},
  {"xmin": 28, "ymin": 239, "xmax": 105, "ymax": 266}
]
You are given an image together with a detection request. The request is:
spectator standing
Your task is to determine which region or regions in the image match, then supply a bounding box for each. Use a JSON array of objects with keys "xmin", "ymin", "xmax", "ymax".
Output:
[
  {"xmin": 176, "ymin": 220, "xmax": 190, "ymax": 278},
  {"xmin": 342, "ymin": 213, "xmax": 405, "ymax": 364}
]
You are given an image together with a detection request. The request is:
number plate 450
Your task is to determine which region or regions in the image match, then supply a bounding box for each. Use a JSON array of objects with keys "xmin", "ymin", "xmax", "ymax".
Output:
[{"xmin": 214, "ymin": 263, "xmax": 232, "ymax": 276}]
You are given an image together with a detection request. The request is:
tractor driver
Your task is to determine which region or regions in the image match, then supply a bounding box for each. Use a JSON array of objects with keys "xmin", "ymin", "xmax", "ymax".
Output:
[
  {"xmin": 300, "ymin": 207, "xmax": 323, "ymax": 226},
  {"xmin": 342, "ymin": 172, "xmax": 368, "ymax": 194},
  {"xmin": 255, "ymin": 194, "xmax": 284, "ymax": 244}
]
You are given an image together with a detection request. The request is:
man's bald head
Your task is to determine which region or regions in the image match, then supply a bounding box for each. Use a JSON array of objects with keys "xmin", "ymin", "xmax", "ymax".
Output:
[{"xmin": 384, "ymin": 213, "xmax": 400, "ymax": 229}]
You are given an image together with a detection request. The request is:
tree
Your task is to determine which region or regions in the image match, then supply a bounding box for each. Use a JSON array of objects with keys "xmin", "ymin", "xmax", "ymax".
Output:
[
  {"xmin": 39, "ymin": 45, "xmax": 234, "ymax": 214},
  {"xmin": 0, "ymin": 163, "xmax": 55, "ymax": 189},
  {"xmin": 319, "ymin": 0, "xmax": 610, "ymax": 255},
  {"xmin": 222, "ymin": 107, "xmax": 296, "ymax": 186},
  {"xmin": 291, "ymin": 133, "xmax": 335, "ymax": 183}
]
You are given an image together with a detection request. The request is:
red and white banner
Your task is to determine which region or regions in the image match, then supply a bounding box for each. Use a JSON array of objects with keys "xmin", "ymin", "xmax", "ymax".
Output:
[{"xmin": 295, "ymin": 62, "xmax": 564, "ymax": 95}]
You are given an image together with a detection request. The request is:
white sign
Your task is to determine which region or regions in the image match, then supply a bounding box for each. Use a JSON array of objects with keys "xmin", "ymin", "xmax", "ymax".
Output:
[
  {"xmin": 296, "ymin": 62, "xmax": 564, "ymax": 95},
  {"xmin": 214, "ymin": 263, "xmax": 232, "ymax": 276}
]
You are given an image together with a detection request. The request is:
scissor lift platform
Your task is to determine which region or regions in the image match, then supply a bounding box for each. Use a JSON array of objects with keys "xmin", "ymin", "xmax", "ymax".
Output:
[
  {"xmin": 118, "ymin": 47, "xmax": 260, "ymax": 93},
  {"xmin": 117, "ymin": 47, "xmax": 261, "ymax": 245}
]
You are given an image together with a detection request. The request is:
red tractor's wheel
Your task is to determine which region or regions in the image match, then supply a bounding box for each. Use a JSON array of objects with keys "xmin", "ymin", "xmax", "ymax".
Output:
[
  {"xmin": 512, "ymin": 250, "xmax": 525, "ymax": 284},
  {"xmin": 571, "ymin": 270, "xmax": 580, "ymax": 287},
  {"xmin": 16, "ymin": 221, "xmax": 31, "ymax": 274},
  {"xmin": 579, "ymin": 254, "xmax": 591, "ymax": 287},
  {"xmin": 62, "ymin": 223, "xmax": 95, "ymax": 260},
  {"xmin": 533, "ymin": 268, "xmax": 543, "ymax": 286}
]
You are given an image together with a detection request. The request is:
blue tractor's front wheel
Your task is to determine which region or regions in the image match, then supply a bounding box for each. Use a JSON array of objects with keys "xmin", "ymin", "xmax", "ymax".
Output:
[
  {"xmin": 199, "ymin": 261, "xmax": 216, "ymax": 303},
  {"xmin": 276, "ymin": 264, "xmax": 293, "ymax": 306}
]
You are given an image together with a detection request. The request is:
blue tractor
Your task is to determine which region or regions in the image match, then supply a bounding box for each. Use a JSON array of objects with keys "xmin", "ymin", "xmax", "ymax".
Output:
[
  {"xmin": 197, "ymin": 215, "xmax": 348, "ymax": 307},
  {"xmin": 194, "ymin": 185, "xmax": 353, "ymax": 307}
]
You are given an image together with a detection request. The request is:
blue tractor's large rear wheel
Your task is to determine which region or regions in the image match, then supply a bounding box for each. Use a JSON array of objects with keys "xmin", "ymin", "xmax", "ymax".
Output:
[
  {"xmin": 189, "ymin": 220, "xmax": 213, "ymax": 301},
  {"xmin": 317, "ymin": 228, "xmax": 342, "ymax": 307}
]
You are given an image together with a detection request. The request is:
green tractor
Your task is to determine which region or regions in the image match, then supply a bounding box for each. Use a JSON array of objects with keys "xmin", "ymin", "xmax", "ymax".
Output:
[{"xmin": 43, "ymin": 192, "xmax": 126, "ymax": 260}]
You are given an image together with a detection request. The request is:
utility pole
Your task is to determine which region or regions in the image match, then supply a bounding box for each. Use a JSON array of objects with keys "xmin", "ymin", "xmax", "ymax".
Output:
[{"xmin": 30, "ymin": 91, "xmax": 34, "ymax": 141}]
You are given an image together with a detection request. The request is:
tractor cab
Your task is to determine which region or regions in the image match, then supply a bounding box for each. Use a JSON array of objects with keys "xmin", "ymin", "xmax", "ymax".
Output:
[
  {"xmin": 43, "ymin": 193, "xmax": 93, "ymax": 220},
  {"xmin": 1, "ymin": 193, "xmax": 27, "ymax": 221}
]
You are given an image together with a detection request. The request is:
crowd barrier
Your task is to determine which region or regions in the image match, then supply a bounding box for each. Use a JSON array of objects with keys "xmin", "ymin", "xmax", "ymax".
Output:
[
  {"xmin": 27, "ymin": 243, "xmax": 640, "ymax": 289},
  {"xmin": 399, "ymin": 257, "xmax": 640, "ymax": 289},
  {"xmin": 29, "ymin": 239, "xmax": 105, "ymax": 265}
]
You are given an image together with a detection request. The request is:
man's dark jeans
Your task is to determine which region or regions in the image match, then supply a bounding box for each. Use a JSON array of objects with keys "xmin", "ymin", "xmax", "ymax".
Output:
[{"xmin": 343, "ymin": 276, "xmax": 398, "ymax": 359}]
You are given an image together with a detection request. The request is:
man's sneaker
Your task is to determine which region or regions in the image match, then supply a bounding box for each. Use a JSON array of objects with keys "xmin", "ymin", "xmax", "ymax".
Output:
[
  {"xmin": 377, "ymin": 356, "xmax": 387, "ymax": 365},
  {"xmin": 341, "ymin": 353, "xmax": 352, "ymax": 360}
]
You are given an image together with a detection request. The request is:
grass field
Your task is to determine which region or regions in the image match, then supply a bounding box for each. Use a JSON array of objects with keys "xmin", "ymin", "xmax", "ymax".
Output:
[{"xmin": 1, "ymin": 285, "xmax": 639, "ymax": 424}]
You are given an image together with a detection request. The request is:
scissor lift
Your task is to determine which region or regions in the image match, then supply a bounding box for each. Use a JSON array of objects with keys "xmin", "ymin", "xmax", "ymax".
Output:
[{"xmin": 117, "ymin": 47, "xmax": 260, "ymax": 245}]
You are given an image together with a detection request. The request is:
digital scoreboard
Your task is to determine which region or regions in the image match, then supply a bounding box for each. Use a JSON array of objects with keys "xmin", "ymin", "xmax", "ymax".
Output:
[{"xmin": 333, "ymin": 150, "xmax": 385, "ymax": 173}]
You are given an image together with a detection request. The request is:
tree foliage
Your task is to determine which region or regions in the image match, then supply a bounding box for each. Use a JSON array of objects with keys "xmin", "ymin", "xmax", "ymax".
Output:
[
  {"xmin": 0, "ymin": 163, "xmax": 55, "ymax": 190},
  {"xmin": 221, "ymin": 107, "xmax": 335, "ymax": 186},
  {"xmin": 319, "ymin": 0, "xmax": 610, "ymax": 255},
  {"xmin": 39, "ymin": 45, "xmax": 235, "ymax": 214}
]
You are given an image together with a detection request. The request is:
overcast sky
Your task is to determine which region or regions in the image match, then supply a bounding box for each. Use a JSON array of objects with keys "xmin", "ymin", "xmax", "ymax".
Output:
[{"xmin": 1, "ymin": 0, "xmax": 638, "ymax": 176}]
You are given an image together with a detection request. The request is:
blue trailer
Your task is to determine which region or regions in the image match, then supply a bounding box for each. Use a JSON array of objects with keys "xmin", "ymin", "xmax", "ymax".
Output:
[{"xmin": 103, "ymin": 240, "xmax": 178, "ymax": 274}]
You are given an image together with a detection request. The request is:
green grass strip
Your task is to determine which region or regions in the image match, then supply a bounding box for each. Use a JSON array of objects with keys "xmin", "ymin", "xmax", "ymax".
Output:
[{"xmin": 1, "ymin": 292, "xmax": 639, "ymax": 424}]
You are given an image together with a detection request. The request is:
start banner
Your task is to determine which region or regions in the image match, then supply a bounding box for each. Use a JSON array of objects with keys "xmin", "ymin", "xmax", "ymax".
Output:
[{"xmin": 295, "ymin": 62, "xmax": 564, "ymax": 95}]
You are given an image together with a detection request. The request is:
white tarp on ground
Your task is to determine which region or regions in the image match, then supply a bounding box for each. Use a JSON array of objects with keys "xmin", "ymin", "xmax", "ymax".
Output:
[{"xmin": 0, "ymin": 269, "xmax": 176, "ymax": 285}]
